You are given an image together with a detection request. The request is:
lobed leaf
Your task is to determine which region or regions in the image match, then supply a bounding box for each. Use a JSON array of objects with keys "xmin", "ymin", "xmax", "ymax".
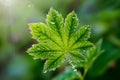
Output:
[
  {"xmin": 67, "ymin": 51, "xmax": 85, "ymax": 67},
  {"xmin": 71, "ymin": 25, "xmax": 91, "ymax": 47},
  {"xmin": 44, "ymin": 53, "xmax": 65, "ymax": 72},
  {"xmin": 46, "ymin": 8, "xmax": 64, "ymax": 40},
  {"xmin": 64, "ymin": 11, "xmax": 79, "ymax": 45},
  {"xmin": 27, "ymin": 44, "xmax": 60, "ymax": 60},
  {"xmin": 29, "ymin": 23, "xmax": 62, "ymax": 48},
  {"xmin": 27, "ymin": 8, "xmax": 94, "ymax": 72},
  {"xmin": 72, "ymin": 41, "xmax": 94, "ymax": 51}
]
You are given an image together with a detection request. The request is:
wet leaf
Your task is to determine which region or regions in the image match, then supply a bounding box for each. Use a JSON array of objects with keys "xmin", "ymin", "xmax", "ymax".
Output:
[{"xmin": 27, "ymin": 8, "xmax": 94, "ymax": 72}]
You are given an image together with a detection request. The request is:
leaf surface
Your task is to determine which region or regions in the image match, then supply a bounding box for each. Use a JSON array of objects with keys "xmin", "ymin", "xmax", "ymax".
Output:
[{"xmin": 27, "ymin": 8, "xmax": 94, "ymax": 72}]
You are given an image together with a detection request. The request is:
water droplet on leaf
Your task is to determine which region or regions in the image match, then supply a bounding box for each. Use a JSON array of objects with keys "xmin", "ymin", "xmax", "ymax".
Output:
[{"xmin": 85, "ymin": 27, "xmax": 88, "ymax": 29}]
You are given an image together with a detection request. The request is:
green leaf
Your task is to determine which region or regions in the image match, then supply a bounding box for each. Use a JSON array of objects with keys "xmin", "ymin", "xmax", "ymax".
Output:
[
  {"xmin": 27, "ymin": 43, "xmax": 60, "ymax": 60},
  {"xmin": 71, "ymin": 25, "xmax": 91, "ymax": 47},
  {"xmin": 46, "ymin": 8, "xmax": 63, "ymax": 32},
  {"xmin": 53, "ymin": 66, "xmax": 78, "ymax": 80},
  {"xmin": 46, "ymin": 8, "xmax": 63, "ymax": 40},
  {"xmin": 88, "ymin": 39, "xmax": 120, "ymax": 77},
  {"xmin": 86, "ymin": 39, "xmax": 103, "ymax": 66},
  {"xmin": 72, "ymin": 41, "xmax": 94, "ymax": 51},
  {"xmin": 44, "ymin": 53, "xmax": 65, "ymax": 72},
  {"xmin": 76, "ymin": 39, "xmax": 103, "ymax": 67},
  {"xmin": 64, "ymin": 11, "xmax": 78, "ymax": 41},
  {"xmin": 67, "ymin": 51, "xmax": 85, "ymax": 67},
  {"xmin": 29, "ymin": 23, "xmax": 62, "ymax": 48},
  {"xmin": 88, "ymin": 50, "xmax": 120, "ymax": 77},
  {"xmin": 27, "ymin": 8, "xmax": 94, "ymax": 72}
]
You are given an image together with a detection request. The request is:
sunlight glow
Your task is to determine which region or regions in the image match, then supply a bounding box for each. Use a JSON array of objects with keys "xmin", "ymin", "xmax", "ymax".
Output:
[{"xmin": 0, "ymin": 0, "xmax": 17, "ymax": 7}]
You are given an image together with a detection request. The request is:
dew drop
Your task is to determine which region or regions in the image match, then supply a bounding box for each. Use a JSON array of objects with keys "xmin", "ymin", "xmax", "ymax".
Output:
[{"xmin": 85, "ymin": 27, "xmax": 88, "ymax": 29}]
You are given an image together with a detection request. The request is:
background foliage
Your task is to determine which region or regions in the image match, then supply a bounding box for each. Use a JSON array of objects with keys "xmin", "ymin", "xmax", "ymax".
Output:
[{"xmin": 0, "ymin": 0, "xmax": 120, "ymax": 80}]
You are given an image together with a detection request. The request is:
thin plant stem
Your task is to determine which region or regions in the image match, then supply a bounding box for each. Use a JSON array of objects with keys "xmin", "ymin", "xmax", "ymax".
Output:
[
  {"xmin": 75, "ymin": 69, "xmax": 83, "ymax": 80},
  {"xmin": 77, "ymin": 67, "xmax": 89, "ymax": 80}
]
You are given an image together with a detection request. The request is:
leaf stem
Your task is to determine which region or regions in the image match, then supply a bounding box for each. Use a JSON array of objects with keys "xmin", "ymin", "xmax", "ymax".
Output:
[
  {"xmin": 75, "ymin": 70, "xmax": 83, "ymax": 80},
  {"xmin": 76, "ymin": 67, "xmax": 89, "ymax": 80}
]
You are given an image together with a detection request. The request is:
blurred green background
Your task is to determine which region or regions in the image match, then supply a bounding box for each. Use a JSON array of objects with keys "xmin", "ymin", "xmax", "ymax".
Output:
[{"xmin": 0, "ymin": 0, "xmax": 120, "ymax": 80}]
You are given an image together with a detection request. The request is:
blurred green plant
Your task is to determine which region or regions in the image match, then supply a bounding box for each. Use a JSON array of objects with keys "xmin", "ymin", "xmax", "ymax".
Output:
[
  {"xmin": 1, "ymin": 0, "xmax": 120, "ymax": 80},
  {"xmin": 26, "ymin": 8, "xmax": 105, "ymax": 80}
]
